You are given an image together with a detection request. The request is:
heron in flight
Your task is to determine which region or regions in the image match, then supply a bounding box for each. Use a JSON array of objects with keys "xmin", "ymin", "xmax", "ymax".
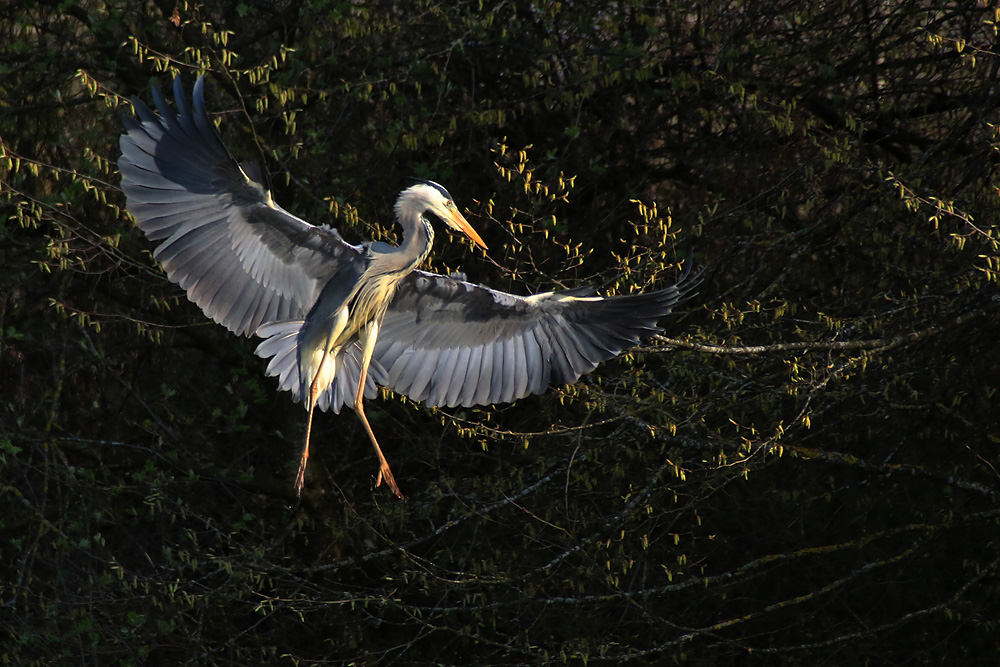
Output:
[{"xmin": 119, "ymin": 77, "xmax": 698, "ymax": 498}]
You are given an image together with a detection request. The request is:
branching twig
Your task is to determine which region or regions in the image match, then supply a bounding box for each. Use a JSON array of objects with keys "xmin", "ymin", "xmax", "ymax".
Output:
[{"xmin": 648, "ymin": 305, "xmax": 993, "ymax": 355}]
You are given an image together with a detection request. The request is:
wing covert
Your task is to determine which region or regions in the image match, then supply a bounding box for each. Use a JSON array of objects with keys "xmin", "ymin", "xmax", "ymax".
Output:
[
  {"xmin": 119, "ymin": 76, "xmax": 364, "ymax": 336},
  {"xmin": 374, "ymin": 267, "xmax": 699, "ymax": 408}
]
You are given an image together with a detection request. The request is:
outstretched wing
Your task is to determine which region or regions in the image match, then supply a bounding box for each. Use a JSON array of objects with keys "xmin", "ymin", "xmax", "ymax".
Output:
[
  {"xmin": 119, "ymin": 76, "xmax": 364, "ymax": 336},
  {"xmin": 373, "ymin": 266, "xmax": 699, "ymax": 408}
]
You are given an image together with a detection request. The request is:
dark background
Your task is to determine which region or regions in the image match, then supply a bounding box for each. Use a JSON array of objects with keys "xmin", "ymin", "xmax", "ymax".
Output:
[{"xmin": 2, "ymin": 1, "xmax": 999, "ymax": 664}]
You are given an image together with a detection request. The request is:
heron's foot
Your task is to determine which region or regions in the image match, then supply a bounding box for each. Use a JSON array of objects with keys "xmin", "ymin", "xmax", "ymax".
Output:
[
  {"xmin": 376, "ymin": 462, "xmax": 404, "ymax": 499},
  {"xmin": 294, "ymin": 457, "xmax": 308, "ymax": 497}
]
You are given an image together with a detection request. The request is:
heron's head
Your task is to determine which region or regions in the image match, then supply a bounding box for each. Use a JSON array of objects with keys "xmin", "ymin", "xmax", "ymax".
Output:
[{"xmin": 396, "ymin": 180, "xmax": 488, "ymax": 250}]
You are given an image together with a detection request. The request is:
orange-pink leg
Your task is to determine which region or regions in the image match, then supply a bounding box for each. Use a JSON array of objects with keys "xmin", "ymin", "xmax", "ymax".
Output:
[
  {"xmin": 295, "ymin": 349, "xmax": 332, "ymax": 497},
  {"xmin": 294, "ymin": 389, "xmax": 317, "ymax": 497},
  {"xmin": 355, "ymin": 322, "xmax": 403, "ymax": 499}
]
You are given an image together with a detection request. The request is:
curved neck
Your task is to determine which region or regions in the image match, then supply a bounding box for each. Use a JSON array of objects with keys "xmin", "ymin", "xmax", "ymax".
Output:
[{"xmin": 397, "ymin": 212, "xmax": 434, "ymax": 272}]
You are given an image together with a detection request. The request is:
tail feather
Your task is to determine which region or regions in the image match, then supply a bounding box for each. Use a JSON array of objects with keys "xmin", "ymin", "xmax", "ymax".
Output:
[{"xmin": 254, "ymin": 320, "xmax": 386, "ymax": 413}]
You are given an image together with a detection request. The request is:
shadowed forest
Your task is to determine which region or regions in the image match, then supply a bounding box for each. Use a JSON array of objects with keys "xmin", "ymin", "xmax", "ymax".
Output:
[{"xmin": 3, "ymin": 1, "xmax": 1000, "ymax": 664}]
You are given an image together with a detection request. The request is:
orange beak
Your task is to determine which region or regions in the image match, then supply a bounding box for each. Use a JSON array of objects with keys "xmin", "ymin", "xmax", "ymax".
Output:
[{"xmin": 447, "ymin": 209, "xmax": 488, "ymax": 250}]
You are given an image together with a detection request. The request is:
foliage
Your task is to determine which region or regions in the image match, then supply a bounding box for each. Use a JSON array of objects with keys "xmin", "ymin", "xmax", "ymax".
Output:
[{"xmin": 2, "ymin": 1, "xmax": 999, "ymax": 664}]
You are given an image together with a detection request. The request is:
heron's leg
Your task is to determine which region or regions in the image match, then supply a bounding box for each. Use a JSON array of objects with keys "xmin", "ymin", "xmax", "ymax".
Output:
[
  {"xmin": 355, "ymin": 321, "xmax": 403, "ymax": 499},
  {"xmin": 295, "ymin": 400, "xmax": 315, "ymax": 497},
  {"xmin": 295, "ymin": 349, "xmax": 332, "ymax": 496}
]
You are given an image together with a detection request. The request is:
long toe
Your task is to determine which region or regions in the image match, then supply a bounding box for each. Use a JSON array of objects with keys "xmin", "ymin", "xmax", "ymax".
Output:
[
  {"xmin": 294, "ymin": 460, "xmax": 308, "ymax": 496},
  {"xmin": 377, "ymin": 464, "xmax": 404, "ymax": 499}
]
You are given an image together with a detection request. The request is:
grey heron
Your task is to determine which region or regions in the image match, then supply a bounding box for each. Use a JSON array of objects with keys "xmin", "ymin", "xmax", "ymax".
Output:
[{"xmin": 118, "ymin": 76, "xmax": 698, "ymax": 499}]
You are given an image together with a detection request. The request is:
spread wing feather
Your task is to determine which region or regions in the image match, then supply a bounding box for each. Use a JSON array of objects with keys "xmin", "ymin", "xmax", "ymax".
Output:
[
  {"xmin": 374, "ymin": 267, "xmax": 699, "ymax": 408},
  {"xmin": 118, "ymin": 76, "xmax": 364, "ymax": 337}
]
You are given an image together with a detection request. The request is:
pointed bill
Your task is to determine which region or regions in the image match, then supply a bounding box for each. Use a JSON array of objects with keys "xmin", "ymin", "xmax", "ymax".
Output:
[{"xmin": 446, "ymin": 208, "xmax": 488, "ymax": 250}]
